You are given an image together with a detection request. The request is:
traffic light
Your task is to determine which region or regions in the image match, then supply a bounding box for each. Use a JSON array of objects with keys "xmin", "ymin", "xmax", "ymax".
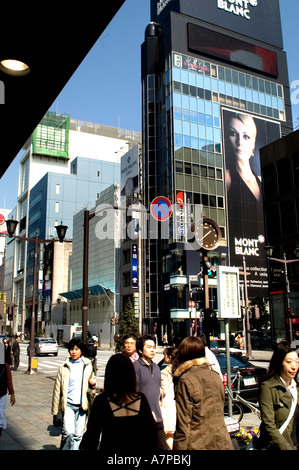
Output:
[
  {"xmin": 202, "ymin": 261, "xmax": 217, "ymax": 277},
  {"xmin": 208, "ymin": 266, "xmax": 217, "ymax": 278}
]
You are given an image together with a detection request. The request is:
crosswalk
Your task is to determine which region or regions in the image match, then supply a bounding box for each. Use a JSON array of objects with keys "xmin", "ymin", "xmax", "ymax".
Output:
[
  {"xmin": 18, "ymin": 345, "xmax": 114, "ymax": 377},
  {"xmin": 18, "ymin": 344, "xmax": 164, "ymax": 377}
]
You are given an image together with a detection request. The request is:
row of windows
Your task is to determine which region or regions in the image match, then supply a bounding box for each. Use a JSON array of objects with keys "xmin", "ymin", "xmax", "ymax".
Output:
[
  {"xmin": 174, "ymin": 133, "xmax": 221, "ymax": 154},
  {"xmin": 172, "ymin": 73, "xmax": 284, "ymax": 111},
  {"xmin": 174, "ymin": 105, "xmax": 220, "ymax": 126},
  {"xmin": 175, "ymin": 175, "xmax": 225, "ymax": 207},
  {"xmin": 171, "ymin": 82, "xmax": 283, "ymax": 121},
  {"xmin": 171, "ymin": 53, "xmax": 284, "ymax": 99},
  {"xmin": 170, "ymin": 51, "xmax": 285, "ymax": 122},
  {"xmin": 176, "ymin": 161, "xmax": 223, "ymax": 180}
]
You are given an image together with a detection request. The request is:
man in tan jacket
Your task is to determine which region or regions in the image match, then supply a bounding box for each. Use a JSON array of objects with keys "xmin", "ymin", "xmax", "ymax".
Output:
[{"xmin": 52, "ymin": 338, "xmax": 96, "ymax": 450}]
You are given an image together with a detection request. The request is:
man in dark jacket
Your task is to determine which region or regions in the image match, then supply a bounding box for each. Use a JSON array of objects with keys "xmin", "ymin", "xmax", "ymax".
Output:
[
  {"xmin": 12, "ymin": 335, "xmax": 20, "ymax": 371},
  {"xmin": 134, "ymin": 334, "xmax": 168, "ymax": 450}
]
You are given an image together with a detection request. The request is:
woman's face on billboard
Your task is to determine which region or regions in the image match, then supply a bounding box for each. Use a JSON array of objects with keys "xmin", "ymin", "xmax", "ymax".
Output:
[{"xmin": 228, "ymin": 117, "xmax": 256, "ymax": 161}]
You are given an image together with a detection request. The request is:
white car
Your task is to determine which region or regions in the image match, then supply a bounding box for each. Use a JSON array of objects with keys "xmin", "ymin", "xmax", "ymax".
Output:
[
  {"xmin": 210, "ymin": 339, "xmax": 243, "ymax": 356},
  {"xmin": 28, "ymin": 337, "xmax": 58, "ymax": 356}
]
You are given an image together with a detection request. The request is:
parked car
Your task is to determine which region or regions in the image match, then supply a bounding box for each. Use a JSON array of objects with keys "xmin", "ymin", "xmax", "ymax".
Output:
[
  {"xmin": 215, "ymin": 352, "xmax": 268, "ymax": 404},
  {"xmin": 210, "ymin": 339, "xmax": 243, "ymax": 356},
  {"xmin": 27, "ymin": 337, "xmax": 58, "ymax": 356}
]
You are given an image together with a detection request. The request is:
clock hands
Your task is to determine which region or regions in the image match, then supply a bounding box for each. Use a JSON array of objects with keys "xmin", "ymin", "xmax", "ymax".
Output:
[{"xmin": 198, "ymin": 229, "xmax": 212, "ymax": 242}]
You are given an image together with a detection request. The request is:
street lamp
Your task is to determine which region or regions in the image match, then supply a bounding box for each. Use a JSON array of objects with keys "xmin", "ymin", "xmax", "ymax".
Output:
[
  {"xmin": 6, "ymin": 218, "xmax": 68, "ymax": 373},
  {"xmin": 265, "ymin": 245, "xmax": 299, "ymax": 343}
]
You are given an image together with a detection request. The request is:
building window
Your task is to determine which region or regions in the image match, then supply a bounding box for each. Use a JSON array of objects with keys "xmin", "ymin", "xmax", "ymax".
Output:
[
  {"xmin": 55, "ymin": 202, "xmax": 59, "ymax": 213},
  {"xmin": 97, "ymin": 171, "xmax": 101, "ymax": 178},
  {"xmin": 56, "ymin": 184, "xmax": 60, "ymax": 195}
]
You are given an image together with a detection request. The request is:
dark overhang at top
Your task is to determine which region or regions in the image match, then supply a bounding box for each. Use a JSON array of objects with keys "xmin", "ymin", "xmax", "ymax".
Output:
[{"xmin": 0, "ymin": 1, "xmax": 125, "ymax": 178}]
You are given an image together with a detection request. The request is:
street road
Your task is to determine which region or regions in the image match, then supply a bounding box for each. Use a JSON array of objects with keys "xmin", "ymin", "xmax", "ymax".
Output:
[{"xmin": 18, "ymin": 343, "xmax": 164, "ymax": 379}]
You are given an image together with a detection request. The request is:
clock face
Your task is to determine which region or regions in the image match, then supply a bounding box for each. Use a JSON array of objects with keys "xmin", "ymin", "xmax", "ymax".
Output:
[{"xmin": 194, "ymin": 218, "xmax": 221, "ymax": 251}]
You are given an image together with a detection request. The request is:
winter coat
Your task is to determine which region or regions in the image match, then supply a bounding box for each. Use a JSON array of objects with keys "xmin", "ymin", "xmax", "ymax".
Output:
[
  {"xmin": 0, "ymin": 363, "xmax": 14, "ymax": 398},
  {"xmin": 160, "ymin": 364, "xmax": 176, "ymax": 433},
  {"xmin": 173, "ymin": 357, "xmax": 233, "ymax": 450},
  {"xmin": 51, "ymin": 356, "xmax": 95, "ymax": 415},
  {"xmin": 259, "ymin": 374, "xmax": 299, "ymax": 450}
]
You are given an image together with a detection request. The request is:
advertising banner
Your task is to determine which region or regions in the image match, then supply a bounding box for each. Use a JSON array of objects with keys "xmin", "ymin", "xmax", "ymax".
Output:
[
  {"xmin": 222, "ymin": 109, "xmax": 281, "ymax": 298},
  {"xmin": 121, "ymin": 145, "xmax": 140, "ymax": 205},
  {"xmin": 151, "ymin": 0, "xmax": 283, "ymax": 49}
]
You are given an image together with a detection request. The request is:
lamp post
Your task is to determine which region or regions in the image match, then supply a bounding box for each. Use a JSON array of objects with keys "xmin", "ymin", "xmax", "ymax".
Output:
[
  {"xmin": 6, "ymin": 219, "xmax": 68, "ymax": 373},
  {"xmin": 82, "ymin": 209, "xmax": 96, "ymax": 344},
  {"xmin": 265, "ymin": 245, "xmax": 299, "ymax": 343}
]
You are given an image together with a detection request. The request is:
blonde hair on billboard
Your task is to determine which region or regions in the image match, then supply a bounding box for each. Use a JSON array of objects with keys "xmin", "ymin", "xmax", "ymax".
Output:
[{"xmin": 234, "ymin": 113, "xmax": 257, "ymax": 141}]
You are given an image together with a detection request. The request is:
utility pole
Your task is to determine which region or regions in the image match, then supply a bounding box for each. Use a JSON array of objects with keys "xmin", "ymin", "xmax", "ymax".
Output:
[{"xmin": 239, "ymin": 257, "xmax": 253, "ymax": 360}]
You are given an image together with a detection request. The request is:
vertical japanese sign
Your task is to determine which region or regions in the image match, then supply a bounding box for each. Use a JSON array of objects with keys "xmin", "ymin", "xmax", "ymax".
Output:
[
  {"xmin": 132, "ymin": 243, "xmax": 139, "ymax": 289},
  {"xmin": 217, "ymin": 266, "xmax": 240, "ymax": 319}
]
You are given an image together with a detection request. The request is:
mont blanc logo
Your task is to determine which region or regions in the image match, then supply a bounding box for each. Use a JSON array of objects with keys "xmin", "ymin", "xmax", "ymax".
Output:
[
  {"xmin": 157, "ymin": 0, "xmax": 172, "ymax": 15},
  {"xmin": 217, "ymin": 0, "xmax": 258, "ymax": 20}
]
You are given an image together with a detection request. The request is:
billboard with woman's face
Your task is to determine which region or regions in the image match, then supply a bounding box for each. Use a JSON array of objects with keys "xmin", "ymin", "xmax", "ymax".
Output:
[{"xmin": 222, "ymin": 109, "xmax": 281, "ymax": 297}]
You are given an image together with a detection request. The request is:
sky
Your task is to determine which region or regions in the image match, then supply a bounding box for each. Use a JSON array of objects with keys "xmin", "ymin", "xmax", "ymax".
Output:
[{"xmin": 0, "ymin": 0, "xmax": 298, "ymax": 211}]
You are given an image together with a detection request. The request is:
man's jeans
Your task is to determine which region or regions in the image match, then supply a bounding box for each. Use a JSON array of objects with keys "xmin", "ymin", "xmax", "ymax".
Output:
[{"xmin": 60, "ymin": 403, "xmax": 87, "ymax": 450}]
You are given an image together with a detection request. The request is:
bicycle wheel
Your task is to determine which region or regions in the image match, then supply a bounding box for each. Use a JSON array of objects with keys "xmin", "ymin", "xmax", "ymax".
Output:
[{"xmin": 224, "ymin": 402, "xmax": 244, "ymax": 422}]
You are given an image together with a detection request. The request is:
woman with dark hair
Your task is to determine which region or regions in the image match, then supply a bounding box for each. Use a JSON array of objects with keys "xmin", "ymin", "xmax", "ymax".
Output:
[
  {"xmin": 258, "ymin": 341, "xmax": 299, "ymax": 450},
  {"xmin": 80, "ymin": 353, "xmax": 157, "ymax": 451},
  {"xmin": 52, "ymin": 338, "xmax": 96, "ymax": 450},
  {"xmin": 173, "ymin": 336, "xmax": 233, "ymax": 450}
]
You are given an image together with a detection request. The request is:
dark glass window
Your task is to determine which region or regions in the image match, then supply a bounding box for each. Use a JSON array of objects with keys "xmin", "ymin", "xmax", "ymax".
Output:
[
  {"xmin": 277, "ymin": 158, "xmax": 291, "ymax": 194},
  {"xmin": 280, "ymin": 199, "xmax": 296, "ymax": 236},
  {"xmin": 292, "ymin": 152, "xmax": 299, "ymax": 189},
  {"xmin": 262, "ymin": 164, "xmax": 277, "ymax": 199}
]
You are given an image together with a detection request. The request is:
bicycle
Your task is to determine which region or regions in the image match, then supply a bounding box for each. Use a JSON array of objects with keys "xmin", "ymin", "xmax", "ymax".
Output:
[{"xmin": 224, "ymin": 371, "xmax": 261, "ymax": 423}]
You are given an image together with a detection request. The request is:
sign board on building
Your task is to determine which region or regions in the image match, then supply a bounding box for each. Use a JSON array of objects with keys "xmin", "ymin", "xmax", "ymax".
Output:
[
  {"xmin": 217, "ymin": 266, "xmax": 241, "ymax": 319},
  {"xmin": 132, "ymin": 243, "xmax": 139, "ymax": 289},
  {"xmin": 151, "ymin": 0, "xmax": 283, "ymax": 49}
]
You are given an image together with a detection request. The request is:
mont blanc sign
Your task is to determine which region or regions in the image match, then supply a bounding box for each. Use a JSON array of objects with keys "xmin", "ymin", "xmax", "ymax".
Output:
[
  {"xmin": 151, "ymin": 0, "xmax": 282, "ymax": 49},
  {"xmin": 217, "ymin": 0, "xmax": 258, "ymax": 20}
]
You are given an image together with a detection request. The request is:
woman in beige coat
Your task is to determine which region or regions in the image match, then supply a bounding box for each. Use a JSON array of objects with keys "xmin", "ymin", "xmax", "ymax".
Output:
[
  {"xmin": 51, "ymin": 338, "xmax": 96, "ymax": 450},
  {"xmin": 173, "ymin": 336, "xmax": 233, "ymax": 450}
]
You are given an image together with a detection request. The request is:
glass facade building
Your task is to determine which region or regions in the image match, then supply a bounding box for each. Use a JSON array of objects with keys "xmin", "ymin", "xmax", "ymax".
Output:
[{"xmin": 141, "ymin": 1, "xmax": 292, "ymax": 341}]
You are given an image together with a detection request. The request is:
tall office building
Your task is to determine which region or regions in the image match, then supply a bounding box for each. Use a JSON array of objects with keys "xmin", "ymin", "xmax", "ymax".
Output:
[
  {"xmin": 4, "ymin": 112, "xmax": 140, "ymax": 335},
  {"xmin": 141, "ymin": 0, "xmax": 292, "ymax": 340}
]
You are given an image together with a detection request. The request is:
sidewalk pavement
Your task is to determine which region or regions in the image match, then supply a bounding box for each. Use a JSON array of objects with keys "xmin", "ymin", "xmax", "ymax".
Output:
[{"xmin": 0, "ymin": 350, "xmax": 272, "ymax": 451}]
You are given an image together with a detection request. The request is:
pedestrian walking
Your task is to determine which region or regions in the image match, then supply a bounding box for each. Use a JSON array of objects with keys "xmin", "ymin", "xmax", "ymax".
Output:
[
  {"xmin": 0, "ymin": 342, "xmax": 16, "ymax": 437},
  {"xmin": 80, "ymin": 353, "xmax": 157, "ymax": 451},
  {"xmin": 173, "ymin": 336, "xmax": 233, "ymax": 450},
  {"xmin": 198, "ymin": 333, "xmax": 223, "ymax": 378},
  {"xmin": 257, "ymin": 341, "xmax": 299, "ymax": 450},
  {"xmin": 134, "ymin": 334, "xmax": 168, "ymax": 450},
  {"xmin": 2, "ymin": 338, "xmax": 12, "ymax": 365},
  {"xmin": 51, "ymin": 338, "xmax": 96, "ymax": 450},
  {"xmin": 160, "ymin": 347, "xmax": 177, "ymax": 449},
  {"xmin": 12, "ymin": 335, "xmax": 20, "ymax": 371},
  {"xmin": 122, "ymin": 333, "xmax": 139, "ymax": 362}
]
